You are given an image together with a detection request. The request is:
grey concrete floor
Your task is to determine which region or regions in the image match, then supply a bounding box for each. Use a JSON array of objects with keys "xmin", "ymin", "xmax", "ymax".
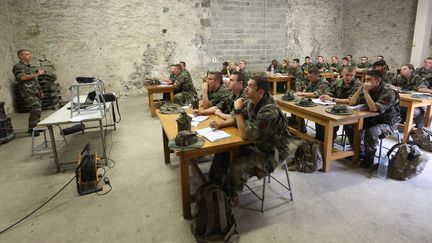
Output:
[{"xmin": 1, "ymin": 96, "xmax": 432, "ymax": 243}]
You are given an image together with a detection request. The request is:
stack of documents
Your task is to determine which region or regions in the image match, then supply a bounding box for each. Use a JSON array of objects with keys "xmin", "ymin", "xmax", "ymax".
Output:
[{"xmin": 196, "ymin": 127, "xmax": 231, "ymax": 142}]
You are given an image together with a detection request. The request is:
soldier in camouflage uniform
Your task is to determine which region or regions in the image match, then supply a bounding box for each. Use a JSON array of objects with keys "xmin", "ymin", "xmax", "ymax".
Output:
[
  {"xmin": 315, "ymin": 55, "xmax": 329, "ymax": 72},
  {"xmin": 238, "ymin": 60, "xmax": 251, "ymax": 82},
  {"xmin": 301, "ymin": 56, "xmax": 315, "ymax": 72},
  {"xmin": 356, "ymin": 56, "xmax": 372, "ymax": 72},
  {"xmin": 210, "ymin": 75, "xmax": 290, "ymax": 204},
  {"xmin": 373, "ymin": 60, "xmax": 395, "ymax": 83},
  {"xmin": 320, "ymin": 66, "xmax": 362, "ymax": 144},
  {"xmin": 346, "ymin": 54, "xmax": 356, "ymax": 67},
  {"xmin": 414, "ymin": 57, "xmax": 432, "ymax": 81},
  {"xmin": 295, "ymin": 67, "xmax": 330, "ymax": 140},
  {"xmin": 329, "ymin": 56, "xmax": 343, "ymax": 73},
  {"xmin": 166, "ymin": 64, "xmax": 197, "ymax": 105},
  {"xmin": 12, "ymin": 49, "xmax": 45, "ymax": 135},
  {"xmin": 390, "ymin": 64, "xmax": 425, "ymax": 127},
  {"xmin": 287, "ymin": 58, "xmax": 304, "ymax": 91},
  {"xmin": 267, "ymin": 59, "xmax": 284, "ymax": 74},
  {"xmin": 349, "ymin": 70, "xmax": 401, "ymax": 168},
  {"xmin": 201, "ymin": 71, "xmax": 229, "ymax": 109}
]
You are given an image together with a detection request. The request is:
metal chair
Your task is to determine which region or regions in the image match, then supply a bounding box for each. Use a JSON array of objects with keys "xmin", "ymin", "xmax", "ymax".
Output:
[
  {"xmin": 376, "ymin": 128, "xmax": 401, "ymax": 164},
  {"xmin": 31, "ymin": 125, "xmax": 68, "ymax": 155},
  {"xmin": 243, "ymin": 160, "xmax": 294, "ymax": 212}
]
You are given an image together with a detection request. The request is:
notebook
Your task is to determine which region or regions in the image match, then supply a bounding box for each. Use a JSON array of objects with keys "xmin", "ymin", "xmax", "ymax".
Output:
[{"xmin": 196, "ymin": 127, "xmax": 231, "ymax": 142}]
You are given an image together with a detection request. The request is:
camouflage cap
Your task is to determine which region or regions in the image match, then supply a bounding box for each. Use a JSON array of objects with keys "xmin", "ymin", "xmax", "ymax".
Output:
[
  {"xmin": 144, "ymin": 78, "xmax": 161, "ymax": 86},
  {"xmin": 168, "ymin": 131, "xmax": 205, "ymax": 151},
  {"xmin": 282, "ymin": 91, "xmax": 296, "ymax": 101},
  {"xmin": 411, "ymin": 93, "xmax": 432, "ymax": 100},
  {"xmin": 325, "ymin": 105, "xmax": 353, "ymax": 115},
  {"xmin": 159, "ymin": 103, "xmax": 184, "ymax": 114},
  {"xmin": 295, "ymin": 97, "xmax": 317, "ymax": 107}
]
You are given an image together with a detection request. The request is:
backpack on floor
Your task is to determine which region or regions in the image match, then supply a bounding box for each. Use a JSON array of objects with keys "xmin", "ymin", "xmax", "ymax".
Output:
[
  {"xmin": 191, "ymin": 184, "xmax": 239, "ymax": 243},
  {"xmin": 411, "ymin": 127, "xmax": 432, "ymax": 152},
  {"xmin": 288, "ymin": 140, "xmax": 323, "ymax": 173},
  {"xmin": 387, "ymin": 143, "xmax": 429, "ymax": 180}
]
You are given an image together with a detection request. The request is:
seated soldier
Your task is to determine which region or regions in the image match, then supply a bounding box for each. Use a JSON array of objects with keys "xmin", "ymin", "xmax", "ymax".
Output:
[
  {"xmin": 340, "ymin": 57, "xmax": 350, "ymax": 72},
  {"xmin": 201, "ymin": 71, "xmax": 229, "ymax": 109},
  {"xmin": 288, "ymin": 58, "xmax": 304, "ymax": 91},
  {"xmin": 209, "ymin": 75, "xmax": 290, "ymax": 205},
  {"xmin": 329, "ymin": 56, "xmax": 342, "ymax": 73},
  {"xmin": 194, "ymin": 72, "xmax": 245, "ymax": 129},
  {"xmin": 267, "ymin": 59, "xmax": 283, "ymax": 74},
  {"xmin": 315, "ymin": 55, "xmax": 329, "ymax": 72},
  {"xmin": 320, "ymin": 66, "xmax": 362, "ymax": 144},
  {"xmin": 295, "ymin": 67, "xmax": 330, "ymax": 140},
  {"xmin": 348, "ymin": 70, "xmax": 401, "ymax": 168},
  {"xmin": 356, "ymin": 56, "xmax": 372, "ymax": 72},
  {"xmin": 373, "ymin": 60, "xmax": 394, "ymax": 83},
  {"xmin": 166, "ymin": 64, "xmax": 197, "ymax": 105},
  {"xmin": 414, "ymin": 56, "xmax": 432, "ymax": 80},
  {"xmin": 301, "ymin": 56, "xmax": 315, "ymax": 72},
  {"xmin": 238, "ymin": 59, "xmax": 251, "ymax": 82},
  {"xmin": 221, "ymin": 61, "xmax": 230, "ymax": 77},
  {"xmin": 390, "ymin": 64, "xmax": 424, "ymax": 127},
  {"xmin": 346, "ymin": 54, "xmax": 356, "ymax": 67},
  {"xmin": 281, "ymin": 59, "xmax": 290, "ymax": 74}
]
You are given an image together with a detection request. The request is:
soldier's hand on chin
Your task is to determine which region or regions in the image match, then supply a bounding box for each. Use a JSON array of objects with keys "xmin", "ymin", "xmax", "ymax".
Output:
[{"xmin": 363, "ymin": 82, "xmax": 373, "ymax": 92}]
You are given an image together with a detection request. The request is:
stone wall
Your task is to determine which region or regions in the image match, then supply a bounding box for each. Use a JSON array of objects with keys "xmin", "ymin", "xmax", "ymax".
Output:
[
  {"xmin": 341, "ymin": 0, "xmax": 418, "ymax": 70},
  {"xmin": 0, "ymin": 1, "xmax": 16, "ymax": 114},
  {"xmin": 208, "ymin": 0, "xmax": 287, "ymax": 71}
]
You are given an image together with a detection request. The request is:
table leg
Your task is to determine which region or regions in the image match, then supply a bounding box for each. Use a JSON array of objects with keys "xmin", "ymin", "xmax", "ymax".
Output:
[
  {"xmin": 162, "ymin": 128, "xmax": 171, "ymax": 164},
  {"xmin": 170, "ymin": 90, "xmax": 175, "ymax": 103},
  {"xmin": 322, "ymin": 122, "xmax": 333, "ymax": 172},
  {"xmin": 99, "ymin": 120, "xmax": 108, "ymax": 165},
  {"xmin": 111, "ymin": 104, "xmax": 117, "ymax": 130},
  {"xmin": 149, "ymin": 91, "xmax": 156, "ymax": 117},
  {"xmin": 403, "ymin": 105, "xmax": 415, "ymax": 143},
  {"xmin": 180, "ymin": 153, "xmax": 192, "ymax": 219},
  {"xmin": 286, "ymin": 80, "xmax": 290, "ymax": 92},
  {"xmin": 425, "ymin": 104, "xmax": 432, "ymax": 128},
  {"xmin": 47, "ymin": 125, "xmax": 60, "ymax": 172},
  {"xmin": 273, "ymin": 81, "xmax": 277, "ymax": 96},
  {"xmin": 352, "ymin": 119, "xmax": 363, "ymax": 165}
]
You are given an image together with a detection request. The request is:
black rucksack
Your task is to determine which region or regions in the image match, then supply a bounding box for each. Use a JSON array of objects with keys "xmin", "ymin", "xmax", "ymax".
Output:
[
  {"xmin": 191, "ymin": 184, "xmax": 239, "ymax": 243},
  {"xmin": 387, "ymin": 143, "xmax": 429, "ymax": 180},
  {"xmin": 411, "ymin": 127, "xmax": 432, "ymax": 152},
  {"xmin": 288, "ymin": 140, "xmax": 323, "ymax": 173}
]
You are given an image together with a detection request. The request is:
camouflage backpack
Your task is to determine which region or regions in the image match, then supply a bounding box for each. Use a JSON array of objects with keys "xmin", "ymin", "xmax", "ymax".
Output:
[
  {"xmin": 411, "ymin": 127, "xmax": 432, "ymax": 152},
  {"xmin": 386, "ymin": 143, "xmax": 429, "ymax": 180},
  {"xmin": 288, "ymin": 140, "xmax": 323, "ymax": 173}
]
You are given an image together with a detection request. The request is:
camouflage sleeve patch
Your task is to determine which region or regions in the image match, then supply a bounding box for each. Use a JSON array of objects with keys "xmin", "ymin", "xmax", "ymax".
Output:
[{"xmin": 376, "ymin": 89, "xmax": 397, "ymax": 113}]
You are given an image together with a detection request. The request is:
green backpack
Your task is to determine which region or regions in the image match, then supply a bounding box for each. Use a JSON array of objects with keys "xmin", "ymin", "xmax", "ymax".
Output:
[
  {"xmin": 288, "ymin": 140, "xmax": 323, "ymax": 173},
  {"xmin": 411, "ymin": 127, "xmax": 432, "ymax": 152},
  {"xmin": 387, "ymin": 143, "xmax": 429, "ymax": 180}
]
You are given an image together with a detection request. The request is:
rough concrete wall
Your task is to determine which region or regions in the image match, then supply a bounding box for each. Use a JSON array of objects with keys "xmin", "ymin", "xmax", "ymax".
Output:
[
  {"xmin": 8, "ymin": 0, "xmax": 211, "ymax": 97},
  {"xmin": 208, "ymin": 0, "xmax": 287, "ymax": 71},
  {"xmin": 0, "ymin": 2, "xmax": 16, "ymax": 114},
  {"xmin": 341, "ymin": 0, "xmax": 417, "ymax": 70},
  {"xmin": 286, "ymin": 0, "xmax": 344, "ymax": 64}
]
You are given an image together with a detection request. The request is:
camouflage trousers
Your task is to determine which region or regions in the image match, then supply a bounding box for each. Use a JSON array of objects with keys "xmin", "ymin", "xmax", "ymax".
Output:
[
  {"xmin": 173, "ymin": 92, "xmax": 194, "ymax": 106},
  {"xmin": 345, "ymin": 123, "xmax": 394, "ymax": 165},
  {"xmin": 209, "ymin": 146, "xmax": 279, "ymax": 199},
  {"xmin": 26, "ymin": 95, "xmax": 42, "ymax": 131},
  {"xmin": 400, "ymin": 106, "xmax": 425, "ymax": 128}
]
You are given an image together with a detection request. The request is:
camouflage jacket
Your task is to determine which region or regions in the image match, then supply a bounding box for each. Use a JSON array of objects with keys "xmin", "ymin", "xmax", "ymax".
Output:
[
  {"xmin": 417, "ymin": 78, "xmax": 432, "ymax": 90},
  {"xmin": 239, "ymin": 68, "xmax": 251, "ymax": 82},
  {"xmin": 288, "ymin": 66, "xmax": 304, "ymax": 83},
  {"xmin": 355, "ymin": 82, "xmax": 401, "ymax": 127},
  {"xmin": 173, "ymin": 71, "xmax": 196, "ymax": 95},
  {"xmin": 390, "ymin": 74, "xmax": 423, "ymax": 91},
  {"xmin": 382, "ymin": 70, "xmax": 395, "ymax": 83},
  {"xmin": 301, "ymin": 62, "xmax": 315, "ymax": 71},
  {"xmin": 303, "ymin": 78, "xmax": 330, "ymax": 97},
  {"xmin": 357, "ymin": 63, "xmax": 372, "ymax": 69},
  {"xmin": 414, "ymin": 67, "xmax": 432, "ymax": 80},
  {"xmin": 217, "ymin": 89, "xmax": 245, "ymax": 114},
  {"xmin": 242, "ymin": 94, "xmax": 289, "ymax": 167},
  {"xmin": 208, "ymin": 84, "xmax": 229, "ymax": 107},
  {"xmin": 327, "ymin": 78, "xmax": 362, "ymax": 99},
  {"xmin": 330, "ymin": 62, "xmax": 343, "ymax": 73},
  {"xmin": 12, "ymin": 61, "xmax": 42, "ymax": 95},
  {"xmin": 315, "ymin": 62, "xmax": 329, "ymax": 71},
  {"xmin": 267, "ymin": 64, "xmax": 284, "ymax": 74}
]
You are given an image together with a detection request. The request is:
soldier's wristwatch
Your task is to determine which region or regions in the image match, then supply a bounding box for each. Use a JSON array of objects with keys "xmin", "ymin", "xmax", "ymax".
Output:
[{"xmin": 233, "ymin": 109, "xmax": 242, "ymax": 115}]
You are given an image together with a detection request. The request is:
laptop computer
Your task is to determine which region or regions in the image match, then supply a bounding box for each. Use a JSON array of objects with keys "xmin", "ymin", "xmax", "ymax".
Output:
[{"xmin": 68, "ymin": 91, "xmax": 96, "ymax": 110}]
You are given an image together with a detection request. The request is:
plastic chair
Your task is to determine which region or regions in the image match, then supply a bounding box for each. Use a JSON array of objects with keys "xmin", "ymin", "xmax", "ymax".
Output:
[{"xmin": 243, "ymin": 160, "xmax": 294, "ymax": 212}]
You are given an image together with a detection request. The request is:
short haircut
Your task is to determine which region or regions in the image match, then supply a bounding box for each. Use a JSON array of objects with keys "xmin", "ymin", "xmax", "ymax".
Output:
[
  {"xmin": 426, "ymin": 56, "xmax": 432, "ymax": 61},
  {"xmin": 377, "ymin": 55, "xmax": 384, "ymax": 59},
  {"xmin": 240, "ymin": 59, "xmax": 247, "ymax": 65},
  {"xmin": 305, "ymin": 56, "xmax": 310, "ymax": 59},
  {"xmin": 293, "ymin": 58, "xmax": 300, "ymax": 63},
  {"xmin": 179, "ymin": 61, "xmax": 186, "ymax": 67},
  {"xmin": 223, "ymin": 61, "xmax": 229, "ymax": 67},
  {"xmin": 373, "ymin": 60, "xmax": 387, "ymax": 67},
  {"xmin": 331, "ymin": 55, "xmax": 338, "ymax": 60},
  {"xmin": 208, "ymin": 71, "xmax": 223, "ymax": 84},
  {"xmin": 308, "ymin": 67, "xmax": 320, "ymax": 75},
  {"xmin": 232, "ymin": 71, "xmax": 245, "ymax": 84},
  {"xmin": 342, "ymin": 57, "xmax": 349, "ymax": 61},
  {"xmin": 347, "ymin": 54, "xmax": 353, "ymax": 58},
  {"xmin": 342, "ymin": 66, "xmax": 355, "ymax": 73},
  {"xmin": 401, "ymin": 64, "xmax": 414, "ymax": 70},
  {"xmin": 251, "ymin": 75, "xmax": 270, "ymax": 92},
  {"xmin": 366, "ymin": 69, "xmax": 383, "ymax": 79},
  {"xmin": 17, "ymin": 49, "xmax": 29, "ymax": 58},
  {"xmin": 318, "ymin": 55, "xmax": 324, "ymax": 59},
  {"xmin": 174, "ymin": 64, "xmax": 183, "ymax": 71},
  {"xmin": 361, "ymin": 56, "xmax": 368, "ymax": 60}
]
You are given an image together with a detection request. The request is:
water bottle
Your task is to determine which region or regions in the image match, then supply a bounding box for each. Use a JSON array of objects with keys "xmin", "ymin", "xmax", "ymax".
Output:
[
  {"xmin": 377, "ymin": 156, "xmax": 388, "ymax": 179},
  {"xmin": 271, "ymin": 65, "xmax": 275, "ymax": 75}
]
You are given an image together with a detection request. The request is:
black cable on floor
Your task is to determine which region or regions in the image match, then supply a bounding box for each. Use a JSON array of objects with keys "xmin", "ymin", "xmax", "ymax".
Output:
[{"xmin": 0, "ymin": 176, "xmax": 76, "ymax": 235}]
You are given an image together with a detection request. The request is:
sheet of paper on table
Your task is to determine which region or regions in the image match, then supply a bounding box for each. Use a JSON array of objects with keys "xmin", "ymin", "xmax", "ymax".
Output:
[
  {"xmin": 312, "ymin": 98, "xmax": 336, "ymax": 106},
  {"xmin": 187, "ymin": 114, "xmax": 208, "ymax": 123},
  {"xmin": 349, "ymin": 104, "xmax": 367, "ymax": 110},
  {"xmin": 196, "ymin": 127, "xmax": 231, "ymax": 142}
]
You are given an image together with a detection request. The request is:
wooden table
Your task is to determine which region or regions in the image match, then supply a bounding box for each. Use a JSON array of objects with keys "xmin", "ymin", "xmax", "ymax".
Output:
[
  {"xmin": 158, "ymin": 110, "xmax": 249, "ymax": 219},
  {"xmin": 275, "ymin": 96, "xmax": 377, "ymax": 172},
  {"xmin": 355, "ymin": 71, "xmax": 366, "ymax": 82},
  {"xmin": 399, "ymin": 93, "xmax": 432, "ymax": 142},
  {"xmin": 321, "ymin": 72, "xmax": 339, "ymax": 80},
  {"xmin": 147, "ymin": 85, "xmax": 174, "ymax": 117},
  {"xmin": 267, "ymin": 75, "xmax": 292, "ymax": 95}
]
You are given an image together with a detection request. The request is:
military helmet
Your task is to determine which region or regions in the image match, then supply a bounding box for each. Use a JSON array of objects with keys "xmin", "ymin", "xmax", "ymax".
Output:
[
  {"xmin": 325, "ymin": 105, "xmax": 353, "ymax": 115},
  {"xmin": 168, "ymin": 131, "xmax": 205, "ymax": 151},
  {"xmin": 159, "ymin": 103, "xmax": 184, "ymax": 114},
  {"xmin": 282, "ymin": 91, "xmax": 296, "ymax": 101},
  {"xmin": 295, "ymin": 97, "xmax": 317, "ymax": 107}
]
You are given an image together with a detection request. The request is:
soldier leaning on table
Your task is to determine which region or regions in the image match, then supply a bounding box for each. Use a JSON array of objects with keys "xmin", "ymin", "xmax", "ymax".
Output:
[
  {"xmin": 294, "ymin": 67, "xmax": 330, "ymax": 140},
  {"xmin": 166, "ymin": 64, "xmax": 197, "ymax": 105},
  {"xmin": 348, "ymin": 70, "xmax": 401, "ymax": 168},
  {"xmin": 320, "ymin": 66, "xmax": 363, "ymax": 145},
  {"xmin": 390, "ymin": 64, "xmax": 425, "ymax": 128},
  {"xmin": 12, "ymin": 49, "xmax": 45, "ymax": 136},
  {"xmin": 209, "ymin": 75, "xmax": 290, "ymax": 205}
]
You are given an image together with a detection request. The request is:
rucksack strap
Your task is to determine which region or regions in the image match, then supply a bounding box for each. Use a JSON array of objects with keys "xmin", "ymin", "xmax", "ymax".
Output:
[
  {"xmin": 204, "ymin": 190, "xmax": 215, "ymax": 237},
  {"xmin": 216, "ymin": 190, "xmax": 228, "ymax": 232},
  {"xmin": 386, "ymin": 142, "xmax": 405, "ymax": 157}
]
